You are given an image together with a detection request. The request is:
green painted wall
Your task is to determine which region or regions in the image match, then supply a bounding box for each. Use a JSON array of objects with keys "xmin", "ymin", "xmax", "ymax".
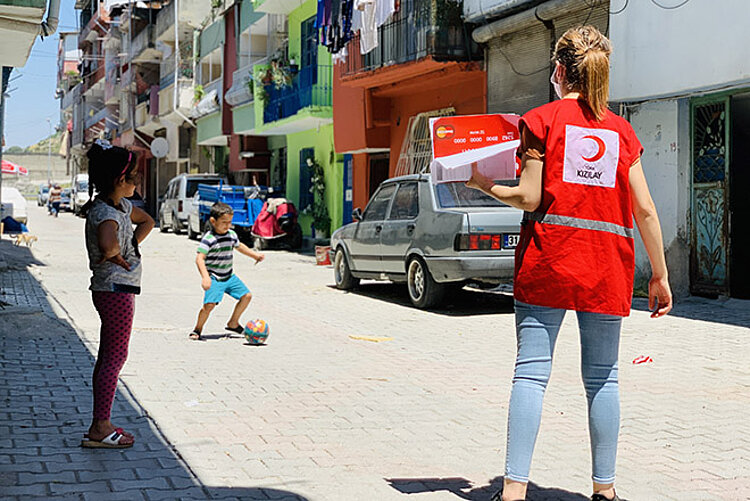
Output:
[
  {"xmin": 285, "ymin": 124, "xmax": 342, "ymax": 237},
  {"xmin": 233, "ymin": 102, "xmax": 255, "ymax": 134},
  {"xmin": 199, "ymin": 19, "xmax": 225, "ymax": 59},
  {"xmin": 239, "ymin": 0, "xmax": 263, "ymax": 33},
  {"xmin": 196, "ymin": 112, "xmax": 223, "ymax": 144}
]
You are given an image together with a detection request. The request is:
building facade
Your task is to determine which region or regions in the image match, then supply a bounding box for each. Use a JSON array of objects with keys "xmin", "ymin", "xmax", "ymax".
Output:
[{"xmin": 609, "ymin": 0, "xmax": 750, "ymax": 299}]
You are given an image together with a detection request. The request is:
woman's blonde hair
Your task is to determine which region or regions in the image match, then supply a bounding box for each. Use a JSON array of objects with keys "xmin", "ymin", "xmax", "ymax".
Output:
[{"xmin": 554, "ymin": 25, "xmax": 612, "ymax": 121}]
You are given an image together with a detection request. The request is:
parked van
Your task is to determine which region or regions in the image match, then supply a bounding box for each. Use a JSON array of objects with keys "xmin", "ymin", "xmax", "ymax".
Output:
[
  {"xmin": 70, "ymin": 173, "xmax": 89, "ymax": 214},
  {"xmin": 1, "ymin": 186, "xmax": 29, "ymax": 225},
  {"xmin": 159, "ymin": 173, "xmax": 226, "ymax": 234}
]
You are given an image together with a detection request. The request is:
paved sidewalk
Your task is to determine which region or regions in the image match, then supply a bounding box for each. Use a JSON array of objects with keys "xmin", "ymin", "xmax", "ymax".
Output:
[
  {"xmin": 0, "ymin": 239, "xmax": 308, "ymax": 500},
  {"xmin": 2, "ymin": 206, "xmax": 750, "ymax": 500}
]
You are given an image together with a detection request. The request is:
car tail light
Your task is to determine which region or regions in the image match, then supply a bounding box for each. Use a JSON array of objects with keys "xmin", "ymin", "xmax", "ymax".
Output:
[
  {"xmin": 178, "ymin": 200, "xmax": 183, "ymax": 212},
  {"xmin": 455, "ymin": 233, "xmax": 513, "ymax": 251}
]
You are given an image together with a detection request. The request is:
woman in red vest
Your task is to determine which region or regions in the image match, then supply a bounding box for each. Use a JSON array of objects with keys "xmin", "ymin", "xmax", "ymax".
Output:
[{"xmin": 467, "ymin": 26, "xmax": 672, "ymax": 501}]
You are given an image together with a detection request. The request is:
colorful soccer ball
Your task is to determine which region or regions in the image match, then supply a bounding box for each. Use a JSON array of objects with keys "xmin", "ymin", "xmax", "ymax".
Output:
[{"xmin": 244, "ymin": 319, "xmax": 269, "ymax": 345}]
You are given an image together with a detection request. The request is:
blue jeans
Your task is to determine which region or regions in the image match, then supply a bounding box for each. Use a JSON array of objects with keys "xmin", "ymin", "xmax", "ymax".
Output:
[{"xmin": 505, "ymin": 300, "xmax": 622, "ymax": 484}]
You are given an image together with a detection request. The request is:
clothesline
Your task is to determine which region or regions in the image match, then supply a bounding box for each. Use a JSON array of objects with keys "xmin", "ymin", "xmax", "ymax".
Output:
[{"xmin": 316, "ymin": 0, "xmax": 398, "ymax": 60}]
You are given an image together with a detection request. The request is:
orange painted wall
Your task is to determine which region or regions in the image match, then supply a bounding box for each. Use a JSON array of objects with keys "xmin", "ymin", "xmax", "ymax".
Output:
[
  {"xmin": 351, "ymin": 153, "xmax": 369, "ymax": 212},
  {"xmin": 332, "ymin": 64, "xmax": 389, "ymax": 153},
  {"xmin": 387, "ymin": 71, "xmax": 486, "ymax": 175}
]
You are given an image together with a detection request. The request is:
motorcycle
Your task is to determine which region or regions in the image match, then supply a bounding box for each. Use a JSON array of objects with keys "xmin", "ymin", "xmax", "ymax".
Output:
[{"xmin": 250, "ymin": 198, "xmax": 303, "ymax": 250}]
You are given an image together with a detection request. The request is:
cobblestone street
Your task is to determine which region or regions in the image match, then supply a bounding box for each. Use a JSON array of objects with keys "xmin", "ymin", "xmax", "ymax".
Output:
[{"xmin": 1, "ymin": 204, "xmax": 749, "ymax": 500}]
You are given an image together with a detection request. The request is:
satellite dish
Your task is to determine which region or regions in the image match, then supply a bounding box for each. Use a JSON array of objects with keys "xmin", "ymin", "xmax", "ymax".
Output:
[{"xmin": 150, "ymin": 137, "xmax": 169, "ymax": 158}]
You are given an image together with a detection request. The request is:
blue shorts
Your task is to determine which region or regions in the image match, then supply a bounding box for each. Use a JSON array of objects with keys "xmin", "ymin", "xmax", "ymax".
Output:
[{"xmin": 204, "ymin": 275, "xmax": 250, "ymax": 304}]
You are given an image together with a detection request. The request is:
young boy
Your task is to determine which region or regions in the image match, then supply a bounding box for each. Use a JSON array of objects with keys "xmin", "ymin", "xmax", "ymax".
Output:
[{"xmin": 190, "ymin": 202, "xmax": 264, "ymax": 340}]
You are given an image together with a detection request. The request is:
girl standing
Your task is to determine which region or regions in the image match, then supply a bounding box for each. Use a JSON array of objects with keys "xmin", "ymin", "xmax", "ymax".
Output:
[
  {"xmin": 467, "ymin": 26, "xmax": 672, "ymax": 501},
  {"xmin": 80, "ymin": 140, "xmax": 154, "ymax": 449}
]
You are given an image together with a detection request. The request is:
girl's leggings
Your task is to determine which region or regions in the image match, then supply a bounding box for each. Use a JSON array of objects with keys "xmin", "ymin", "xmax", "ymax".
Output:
[
  {"xmin": 91, "ymin": 291, "xmax": 135, "ymax": 421},
  {"xmin": 505, "ymin": 300, "xmax": 622, "ymax": 484}
]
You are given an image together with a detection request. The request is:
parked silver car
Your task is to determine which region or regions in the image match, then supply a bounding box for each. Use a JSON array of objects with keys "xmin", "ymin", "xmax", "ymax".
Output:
[
  {"xmin": 159, "ymin": 173, "xmax": 226, "ymax": 234},
  {"xmin": 330, "ymin": 174, "xmax": 522, "ymax": 308}
]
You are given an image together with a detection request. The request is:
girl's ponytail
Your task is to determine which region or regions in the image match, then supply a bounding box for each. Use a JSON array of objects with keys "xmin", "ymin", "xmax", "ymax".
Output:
[
  {"xmin": 580, "ymin": 48, "xmax": 610, "ymax": 121},
  {"xmin": 554, "ymin": 25, "xmax": 612, "ymax": 121}
]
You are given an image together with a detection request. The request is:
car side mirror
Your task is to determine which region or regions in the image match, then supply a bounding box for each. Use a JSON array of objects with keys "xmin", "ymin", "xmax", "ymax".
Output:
[{"xmin": 352, "ymin": 208, "xmax": 362, "ymax": 222}]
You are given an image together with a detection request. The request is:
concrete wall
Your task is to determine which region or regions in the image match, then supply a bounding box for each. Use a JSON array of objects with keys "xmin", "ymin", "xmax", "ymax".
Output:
[
  {"xmin": 626, "ymin": 99, "xmax": 691, "ymax": 297},
  {"xmin": 2, "ymin": 154, "xmax": 70, "ymax": 195},
  {"xmin": 610, "ymin": 0, "xmax": 750, "ymax": 101}
]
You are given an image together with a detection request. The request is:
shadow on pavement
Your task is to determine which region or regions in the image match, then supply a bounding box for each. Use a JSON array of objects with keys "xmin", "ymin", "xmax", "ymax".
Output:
[
  {"xmin": 335, "ymin": 282, "xmax": 515, "ymax": 317},
  {"xmin": 631, "ymin": 296, "xmax": 750, "ymax": 328},
  {"xmin": 0, "ymin": 239, "xmax": 309, "ymax": 500},
  {"xmin": 386, "ymin": 476, "xmax": 590, "ymax": 500}
]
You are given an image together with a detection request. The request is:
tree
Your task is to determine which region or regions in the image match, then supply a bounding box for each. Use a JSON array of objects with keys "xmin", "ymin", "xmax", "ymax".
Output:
[{"xmin": 4, "ymin": 146, "xmax": 24, "ymax": 154}]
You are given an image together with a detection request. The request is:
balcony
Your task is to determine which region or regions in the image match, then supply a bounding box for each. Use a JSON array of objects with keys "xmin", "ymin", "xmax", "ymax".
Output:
[
  {"xmin": 130, "ymin": 24, "xmax": 161, "ymax": 64},
  {"xmin": 225, "ymin": 62, "xmax": 256, "ymax": 107},
  {"xmin": 341, "ymin": 0, "xmax": 480, "ymax": 78},
  {"xmin": 82, "ymin": 63, "xmax": 105, "ymax": 95},
  {"xmin": 263, "ymin": 64, "xmax": 332, "ymax": 124},
  {"xmin": 159, "ymin": 78, "xmax": 196, "ymax": 124},
  {"xmin": 191, "ymin": 78, "xmax": 222, "ymax": 120},
  {"xmin": 252, "ymin": 0, "xmax": 306, "ymax": 15},
  {"xmin": 85, "ymin": 106, "xmax": 108, "ymax": 130},
  {"xmin": 61, "ymin": 83, "xmax": 81, "ymax": 112}
]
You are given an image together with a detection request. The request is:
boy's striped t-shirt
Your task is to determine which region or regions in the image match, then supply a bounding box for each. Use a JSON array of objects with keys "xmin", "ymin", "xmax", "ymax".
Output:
[{"xmin": 197, "ymin": 229, "xmax": 240, "ymax": 280}]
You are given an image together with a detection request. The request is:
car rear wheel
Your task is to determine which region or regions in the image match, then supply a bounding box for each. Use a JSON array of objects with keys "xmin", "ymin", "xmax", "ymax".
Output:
[
  {"xmin": 334, "ymin": 248, "xmax": 359, "ymax": 290},
  {"xmin": 407, "ymin": 257, "xmax": 445, "ymax": 309},
  {"xmin": 172, "ymin": 212, "xmax": 183, "ymax": 234},
  {"xmin": 187, "ymin": 220, "xmax": 197, "ymax": 240}
]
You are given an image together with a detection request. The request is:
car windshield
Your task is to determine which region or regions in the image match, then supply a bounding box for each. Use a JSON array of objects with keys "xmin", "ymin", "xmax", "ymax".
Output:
[
  {"xmin": 187, "ymin": 178, "xmax": 221, "ymax": 198},
  {"xmin": 434, "ymin": 181, "xmax": 517, "ymax": 208},
  {"xmin": 77, "ymin": 180, "xmax": 88, "ymax": 191},
  {"xmin": 41, "ymin": 186, "xmax": 49, "ymax": 193},
  {"xmin": 62, "ymin": 189, "xmax": 71, "ymax": 196}
]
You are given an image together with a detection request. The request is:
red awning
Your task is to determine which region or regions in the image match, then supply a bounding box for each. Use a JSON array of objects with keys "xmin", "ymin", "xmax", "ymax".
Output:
[{"xmin": 1, "ymin": 160, "xmax": 29, "ymax": 176}]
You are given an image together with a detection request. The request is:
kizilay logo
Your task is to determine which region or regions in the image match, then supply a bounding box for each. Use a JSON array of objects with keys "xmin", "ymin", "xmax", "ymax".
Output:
[{"xmin": 563, "ymin": 125, "xmax": 619, "ymax": 188}]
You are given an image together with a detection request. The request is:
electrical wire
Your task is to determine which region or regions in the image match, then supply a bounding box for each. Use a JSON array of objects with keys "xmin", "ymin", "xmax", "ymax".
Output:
[
  {"xmin": 650, "ymin": 0, "xmax": 691, "ymax": 9},
  {"xmin": 496, "ymin": 46, "xmax": 550, "ymax": 77},
  {"xmin": 610, "ymin": 0, "xmax": 628, "ymax": 15}
]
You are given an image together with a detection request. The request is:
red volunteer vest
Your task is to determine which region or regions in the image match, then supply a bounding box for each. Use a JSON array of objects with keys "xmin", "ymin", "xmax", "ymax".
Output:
[{"xmin": 514, "ymin": 99, "xmax": 643, "ymax": 316}]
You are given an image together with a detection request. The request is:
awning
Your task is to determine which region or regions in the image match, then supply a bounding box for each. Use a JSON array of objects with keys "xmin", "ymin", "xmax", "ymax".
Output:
[{"xmin": 1, "ymin": 160, "xmax": 29, "ymax": 176}]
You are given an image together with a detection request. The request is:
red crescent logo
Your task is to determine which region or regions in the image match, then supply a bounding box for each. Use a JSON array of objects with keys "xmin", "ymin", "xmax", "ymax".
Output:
[{"xmin": 581, "ymin": 135, "xmax": 606, "ymax": 162}]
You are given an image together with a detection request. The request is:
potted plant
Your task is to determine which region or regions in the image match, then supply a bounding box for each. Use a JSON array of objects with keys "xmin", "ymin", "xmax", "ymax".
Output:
[{"xmin": 307, "ymin": 157, "xmax": 331, "ymax": 237}]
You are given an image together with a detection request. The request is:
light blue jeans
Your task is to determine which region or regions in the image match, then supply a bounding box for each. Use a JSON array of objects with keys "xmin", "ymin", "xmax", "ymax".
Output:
[{"xmin": 505, "ymin": 300, "xmax": 622, "ymax": 484}]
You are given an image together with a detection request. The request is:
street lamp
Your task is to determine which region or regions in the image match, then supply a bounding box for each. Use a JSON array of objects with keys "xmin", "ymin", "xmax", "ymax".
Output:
[{"xmin": 46, "ymin": 118, "xmax": 52, "ymax": 185}]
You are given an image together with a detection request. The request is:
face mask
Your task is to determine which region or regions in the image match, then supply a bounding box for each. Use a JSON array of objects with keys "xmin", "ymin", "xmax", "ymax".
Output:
[{"xmin": 550, "ymin": 69, "xmax": 562, "ymax": 99}]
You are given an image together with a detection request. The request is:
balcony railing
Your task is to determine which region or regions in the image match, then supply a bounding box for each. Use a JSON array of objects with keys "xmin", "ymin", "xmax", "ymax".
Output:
[
  {"xmin": 263, "ymin": 64, "xmax": 332, "ymax": 124},
  {"xmin": 62, "ymin": 83, "xmax": 81, "ymax": 112},
  {"xmin": 341, "ymin": 0, "xmax": 480, "ymax": 77},
  {"xmin": 85, "ymin": 106, "xmax": 109, "ymax": 129},
  {"xmin": 160, "ymin": 55, "xmax": 176, "ymax": 88},
  {"xmin": 155, "ymin": 1, "xmax": 175, "ymax": 40}
]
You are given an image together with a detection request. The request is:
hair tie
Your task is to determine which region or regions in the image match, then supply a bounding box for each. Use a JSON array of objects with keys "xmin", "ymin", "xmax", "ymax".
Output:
[{"xmin": 120, "ymin": 152, "xmax": 133, "ymax": 176}]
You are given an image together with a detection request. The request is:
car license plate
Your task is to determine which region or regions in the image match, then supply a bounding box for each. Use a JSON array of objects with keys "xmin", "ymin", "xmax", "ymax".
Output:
[{"xmin": 503, "ymin": 233, "xmax": 519, "ymax": 249}]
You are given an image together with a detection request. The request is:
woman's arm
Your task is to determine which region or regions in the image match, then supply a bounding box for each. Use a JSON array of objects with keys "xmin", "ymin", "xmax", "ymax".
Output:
[
  {"xmin": 130, "ymin": 206, "xmax": 155, "ymax": 243},
  {"xmin": 466, "ymin": 155, "xmax": 543, "ymax": 212},
  {"xmin": 629, "ymin": 159, "xmax": 672, "ymax": 318},
  {"xmin": 97, "ymin": 220, "xmax": 131, "ymax": 270}
]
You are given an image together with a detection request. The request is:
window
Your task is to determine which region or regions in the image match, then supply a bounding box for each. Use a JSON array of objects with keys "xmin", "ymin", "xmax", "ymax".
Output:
[
  {"xmin": 363, "ymin": 184, "xmax": 396, "ymax": 222},
  {"xmin": 435, "ymin": 182, "xmax": 514, "ymax": 208},
  {"xmin": 186, "ymin": 178, "xmax": 221, "ymax": 198},
  {"xmin": 388, "ymin": 182, "xmax": 419, "ymax": 220},
  {"xmin": 395, "ymin": 107, "xmax": 455, "ymax": 177},
  {"xmin": 299, "ymin": 148, "xmax": 314, "ymax": 210}
]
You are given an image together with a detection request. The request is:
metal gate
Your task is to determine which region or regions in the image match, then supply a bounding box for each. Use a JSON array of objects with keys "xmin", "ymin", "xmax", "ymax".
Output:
[
  {"xmin": 691, "ymin": 96, "xmax": 730, "ymax": 295},
  {"xmin": 394, "ymin": 107, "xmax": 455, "ymax": 177}
]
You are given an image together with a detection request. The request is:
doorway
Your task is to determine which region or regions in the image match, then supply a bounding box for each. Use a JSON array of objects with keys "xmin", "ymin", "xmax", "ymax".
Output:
[
  {"xmin": 368, "ymin": 154, "xmax": 389, "ymax": 198},
  {"xmin": 729, "ymin": 92, "xmax": 750, "ymax": 298}
]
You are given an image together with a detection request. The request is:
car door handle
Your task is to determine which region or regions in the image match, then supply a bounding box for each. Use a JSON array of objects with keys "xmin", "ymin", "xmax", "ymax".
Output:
[{"xmin": 375, "ymin": 225, "xmax": 382, "ymax": 232}]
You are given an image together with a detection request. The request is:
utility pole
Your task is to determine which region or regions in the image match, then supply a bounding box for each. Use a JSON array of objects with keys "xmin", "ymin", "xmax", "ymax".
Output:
[
  {"xmin": 46, "ymin": 118, "xmax": 52, "ymax": 185},
  {"xmin": 0, "ymin": 67, "xmax": 11, "ymax": 221}
]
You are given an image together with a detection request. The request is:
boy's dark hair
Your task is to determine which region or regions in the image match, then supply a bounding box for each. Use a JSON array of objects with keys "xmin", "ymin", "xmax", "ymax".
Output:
[
  {"xmin": 81, "ymin": 140, "xmax": 138, "ymax": 216},
  {"xmin": 210, "ymin": 202, "xmax": 234, "ymax": 220}
]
